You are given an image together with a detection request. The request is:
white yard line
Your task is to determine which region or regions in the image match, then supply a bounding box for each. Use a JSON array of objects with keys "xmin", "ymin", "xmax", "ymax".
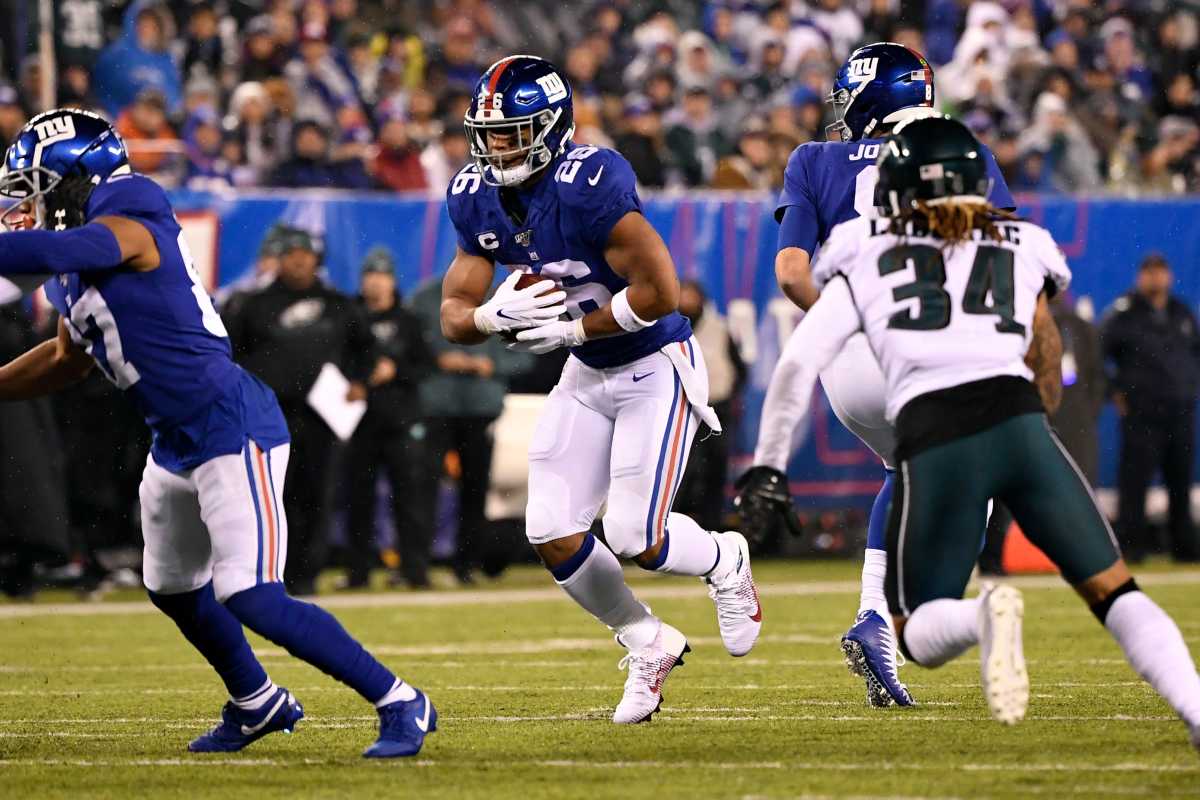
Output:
[
  {"xmin": 2, "ymin": 570, "xmax": 1197, "ymax": 621},
  {"xmin": 0, "ymin": 757, "xmax": 1193, "ymax": 773}
]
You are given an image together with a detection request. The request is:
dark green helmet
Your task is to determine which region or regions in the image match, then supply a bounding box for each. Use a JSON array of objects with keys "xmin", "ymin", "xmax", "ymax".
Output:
[{"xmin": 874, "ymin": 114, "xmax": 991, "ymax": 217}]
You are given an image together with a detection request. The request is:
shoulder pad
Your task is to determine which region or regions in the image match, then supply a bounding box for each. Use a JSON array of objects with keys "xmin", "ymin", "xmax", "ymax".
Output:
[{"xmin": 554, "ymin": 146, "xmax": 635, "ymax": 210}]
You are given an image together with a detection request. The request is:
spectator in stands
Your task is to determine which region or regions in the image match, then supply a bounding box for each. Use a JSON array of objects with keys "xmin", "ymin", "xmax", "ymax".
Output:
[
  {"xmin": 344, "ymin": 247, "xmax": 434, "ymax": 590},
  {"xmin": 0, "ymin": 86, "xmax": 26, "ymax": 146},
  {"xmin": 286, "ymin": 21, "xmax": 359, "ymax": 128},
  {"xmin": 1102, "ymin": 253, "xmax": 1200, "ymax": 563},
  {"xmin": 811, "ymin": 0, "xmax": 863, "ymax": 63},
  {"xmin": 93, "ymin": 1, "xmax": 183, "ymax": 117},
  {"xmin": 1015, "ymin": 91, "xmax": 1101, "ymax": 193},
  {"xmin": 615, "ymin": 96, "xmax": 669, "ymax": 188},
  {"xmin": 115, "ymin": 89, "xmax": 181, "ymax": 177},
  {"xmin": 226, "ymin": 81, "xmax": 284, "ymax": 179},
  {"xmin": 182, "ymin": 107, "xmax": 232, "ymax": 189},
  {"xmin": 675, "ymin": 31, "xmax": 727, "ymax": 93},
  {"xmin": 1142, "ymin": 116, "xmax": 1200, "ymax": 194},
  {"xmin": 665, "ymin": 85, "xmax": 729, "ymax": 187},
  {"xmin": 223, "ymin": 228, "xmax": 378, "ymax": 595},
  {"xmin": 711, "ymin": 120, "xmax": 774, "ymax": 190},
  {"xmin": 58, "ymin": 64, "xmax": 96, "ymax": 108},
  {"xmin": 269, "ymin": 119, "xmax": 370, "ymax": 189},
  {"xmin": 180, "ymin": 2, "xmax": 227, "ymax": 84},
  {"xmin": 371, "ymin": 114, "xmax": 428, "ymax": 191},
  {"xmin": 745, "ymin": 35, "xmax": 790, "ymax": 102},
  {"xmin": 426, "ymin": 17, "xmax": 486, "ymax": 95},
  {"xmin": 55, "ymin": 0, "xmax": 105, "ymax": 71},
  {"xmin": 409, "ymin": 275, "xmax": 531, "ymax": 585},
  {"xmin": 644, "ymin": 69, "xmax": 678, "ymax": 115},
  {"xmin": 420, "ymin": 121, "xmax": 470, "ymax": 194},
  {"xmin": 673, "ymin": 279, "xmax": 746, "ymax": 532},
  {"xmin": 241, "ymin": 15, "xmax": 288, "ymax": 83}
]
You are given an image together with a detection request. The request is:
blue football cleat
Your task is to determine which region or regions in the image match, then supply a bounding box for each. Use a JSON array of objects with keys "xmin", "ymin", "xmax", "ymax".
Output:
[
  {"xmin": 363, "ymin": 689, "xmax": 437, "ymax": 758},
  {"xmin": 188, "ymin": 687, "xmax": 304, "ymax": 753},
  {"xmin": 841, "ymin": 610, "xmax": 916, "ymax": 708}
]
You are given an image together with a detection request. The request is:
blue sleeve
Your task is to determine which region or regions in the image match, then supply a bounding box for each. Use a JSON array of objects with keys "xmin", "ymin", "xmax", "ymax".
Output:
[
  {"xmin": 87, "ymin": 174, "xmax": 174, "ymax": 225},
  {"xmin": 445, "ymin": 172, "xmax": 488, "ymax": 258},
  {"xmin": 778, "ymin": 205, "xmax": 820, "ymax": 256},
  {"xmin": 0, "ymin": 224, "xmax": 124, "ymax": 274},
  {"xmin": 981, "ymin": 144, "xmax": 1015, "ymax": 211},
  {"xmin": 561, "ymin": 149, "xmax": 641, "ymax": 249},
  {"xmin": 774, "ymin": 145, "xmax": 820, "ymax": 255}
]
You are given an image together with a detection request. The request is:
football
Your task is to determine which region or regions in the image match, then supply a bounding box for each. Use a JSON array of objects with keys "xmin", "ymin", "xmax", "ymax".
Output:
[{"xmin": 514, "ymin": 271, "xmax": 554, "ymax": 294}]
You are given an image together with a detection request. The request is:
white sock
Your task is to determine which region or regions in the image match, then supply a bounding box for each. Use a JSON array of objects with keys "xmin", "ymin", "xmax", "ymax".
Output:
[
  {"xmin": 232, "ymin": 678, "xmax": 277, "ymax": 711},
  {"xmin": 1105, "ymin": 591, "xmax": 1200, "ymax": 728},
  {"xmin": 903, "ymin": 598, "xmax": 981, "ymax": 668},
  {"xmin": 558, "ymin": 539, "xmax": 659, "ymax": 650},
  {"xmin": 653, "ymin": 513, "xmax": 726, "ymax": 578},
  {"xmin": 858, "ymin": 548, "xmax": 888, "ymax": 615},
  {"xmin": 374, "ymin": 678, "xmax": 418, "ymax": 708}
]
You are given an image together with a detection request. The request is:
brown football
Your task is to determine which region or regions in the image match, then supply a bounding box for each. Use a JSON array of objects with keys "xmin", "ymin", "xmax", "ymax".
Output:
[{"xmin": 514, "ymin": 271, "xmax": 556, "ymax": 294}]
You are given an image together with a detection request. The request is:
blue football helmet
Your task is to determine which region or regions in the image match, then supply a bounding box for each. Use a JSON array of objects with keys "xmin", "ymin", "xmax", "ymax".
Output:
[
  {"xmin": 0, "ymin": 108, "xmax": 128, "ymax": 230},
  {"xmin": 465, "ymin": 55, "xmax": 575, "ymax": 187},
  {"xmin": 826, "ymin": 42, "xmax": 936, "ymax": 142}
]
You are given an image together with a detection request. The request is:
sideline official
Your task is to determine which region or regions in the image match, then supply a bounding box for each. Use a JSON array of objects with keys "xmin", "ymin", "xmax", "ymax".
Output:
[
  {"xmin": 223, "ymin": 228, "xmax": 377, "ymax": 594},
  {"xmin": 1102, "ymin": 253, "xmax": 1200, "ymax": 562},
  {"xmin": 344, "ymin": 248, "xmax": 434, "ymax": 589}
]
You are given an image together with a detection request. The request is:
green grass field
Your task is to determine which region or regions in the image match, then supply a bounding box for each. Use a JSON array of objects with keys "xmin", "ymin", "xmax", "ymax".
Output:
[{"xmin": 1, "ymin": 560, "xmax": 1198, "ymax": 799}]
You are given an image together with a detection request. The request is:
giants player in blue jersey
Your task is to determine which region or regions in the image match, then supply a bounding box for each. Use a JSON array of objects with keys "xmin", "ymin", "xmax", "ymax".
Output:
[
  {"xmin": 735, "ymin": 43, "xmax": 1015, "ymax": 707},
  {"xmin": 0, "ymin": 110, "xmax": 434, "ymax": 758},
  {"xmin": 440, "ymin": 56, "xmax": 762, "ymax": 723}
]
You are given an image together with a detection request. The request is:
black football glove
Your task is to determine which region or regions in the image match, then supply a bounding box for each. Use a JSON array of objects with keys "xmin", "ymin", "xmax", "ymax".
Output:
[{"xmin": 734, "ymin": 465, "xmax": 803, "ymax": 547}]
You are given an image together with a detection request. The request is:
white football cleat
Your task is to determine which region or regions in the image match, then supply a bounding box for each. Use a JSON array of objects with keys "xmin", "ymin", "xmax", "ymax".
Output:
[
  {"xmin": 704, "ymin": 531, "xmax": 762, "ymax": 657},
  {"xmin": 612, "ymin": 622, "xmax": 690, "ymax": 724},
  {"xmin": 979, "ymin": 583, "xmax": 1028, "ymax": 725}
]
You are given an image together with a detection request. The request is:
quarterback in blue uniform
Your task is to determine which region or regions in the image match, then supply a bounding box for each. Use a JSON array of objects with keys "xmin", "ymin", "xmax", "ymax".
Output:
[
  {"xmin": 440, "ymin": 56, "xmax": 762, "ymax": 723},
  {"xmin": 735, "ymin": 43, "xmax": 1015, "ymax": 708},
  {"xmin": 0, "ymin": 109, "xmax": 434, "ymax": 758}
]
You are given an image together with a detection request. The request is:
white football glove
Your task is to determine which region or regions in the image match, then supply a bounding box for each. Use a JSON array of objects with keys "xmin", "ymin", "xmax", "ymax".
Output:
[
  {"xmin": 473, "ymin": 270, "xmax": 567, "ymax": 335},
  {"xmin": 509, "ymin": 318, "xmax": 587, "ymax": 355}
]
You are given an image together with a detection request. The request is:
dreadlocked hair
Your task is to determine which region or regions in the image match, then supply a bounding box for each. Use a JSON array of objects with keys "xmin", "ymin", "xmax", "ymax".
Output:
[
  {"xmin": 889, "ymin": 199, "xmax": 1021, "ymax": 248},
  {"xmin": 43, "ymin": 174, "xmax": 96, "ymax": 231}
]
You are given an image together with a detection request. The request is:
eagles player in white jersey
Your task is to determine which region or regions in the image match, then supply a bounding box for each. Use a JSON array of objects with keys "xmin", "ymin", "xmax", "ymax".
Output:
[{"xmin": 754, "ymin": 116, "xmax": 1200, "ymax": 747}]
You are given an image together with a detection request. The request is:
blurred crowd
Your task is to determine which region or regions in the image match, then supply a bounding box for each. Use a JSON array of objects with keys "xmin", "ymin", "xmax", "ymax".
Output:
[{"xmin": 0, "ymin": 0, "xmax": 1193, "ymax": 194}]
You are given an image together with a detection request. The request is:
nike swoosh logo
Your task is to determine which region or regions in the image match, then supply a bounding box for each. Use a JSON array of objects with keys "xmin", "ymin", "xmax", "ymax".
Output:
[
  {"xmin": 587, "ymin": 166, "xmax": 604, "ymax": 186},
  {"xmin": 496, "ymin": 309, "xmax": 518, "ymax": 321},
  {"xmin": 632, "ymin": 372, "xmax": 653, "ymax": 382},
  {"xmin": 749, "ymin": 585, "xmax": 763, "ymax": 623},
  {"xmin": 241, "ymin": 693, "xmax": 287, "ymax": 736},
  {"xmin": 414, "ymin": 695, "xmax": 431, "ymax": 733}
]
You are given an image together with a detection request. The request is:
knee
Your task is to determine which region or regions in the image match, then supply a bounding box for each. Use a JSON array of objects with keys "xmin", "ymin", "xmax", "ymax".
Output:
[
  {"xmin": 602, "ymin": 505, "xmax": 653, "ymax": 559},
  {"xmin": 147, "ymin": 582, "xmax": 213, "ymax": 619},
  {"xmin": 225, "ymin": 583, "xmax": 296, "ymax": 638}
]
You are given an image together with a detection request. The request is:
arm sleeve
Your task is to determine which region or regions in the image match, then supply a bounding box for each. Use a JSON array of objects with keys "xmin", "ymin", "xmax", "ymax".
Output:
[
  {"xmin": 774, "ymin": 146, "xmax": 820, "ymax": 255},
  {"xmin": 983, "ymin": 144, "xmax": 1016, "ymax": 211},
  {"xmin": 752, "ymin": 277, "xmax": 862, "ymax": 471},
  {"xmin": 0, "ymin": 223, "xmax": 125, "ymax": 274},
  {"xmin": 808, "ymin": 222, "xmax": 858, "ymax": 292},
  {"xmin": 578, "ymin": 151, "xmax": 642, "ymax": 250}
]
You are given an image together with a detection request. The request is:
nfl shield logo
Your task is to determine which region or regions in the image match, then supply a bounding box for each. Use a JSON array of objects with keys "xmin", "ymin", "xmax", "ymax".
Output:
[{"xmin": 515, "ymin": 230, "xmax": 532, "ymax": 246}]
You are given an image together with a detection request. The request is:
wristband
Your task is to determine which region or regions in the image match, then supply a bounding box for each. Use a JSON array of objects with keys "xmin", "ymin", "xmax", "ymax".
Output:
[{"xmin": 611, "ymin": 288, "xmax": 656, "ymax": 332}]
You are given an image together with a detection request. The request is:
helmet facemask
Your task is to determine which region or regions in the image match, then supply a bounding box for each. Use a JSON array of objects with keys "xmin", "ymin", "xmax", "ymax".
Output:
[
  {"xmin": 0, "ymin": 165, "xmax": 63, "ymax": 231},
  {"xmin": 465, "ymin": 107, "xmax": 572, "ymax": 186}
]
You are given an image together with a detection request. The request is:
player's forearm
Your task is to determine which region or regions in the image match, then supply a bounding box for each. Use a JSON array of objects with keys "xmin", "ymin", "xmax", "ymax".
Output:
[
  {"xmin": 0, "ymin": 224, "xmax": 125, "ymax": 274},
  {"xmin": 439, "ymin": 298, "xmax": 489, "ymax": 345},
  {"xmin": 582, "ymin": 281, "xmax": 675, "ymax": 341},
  {"xmin": 0, "ymin": 339, "xmax": 91, "ymax": 400},
  {"xmin": 1027, "ymin": 296, "xmax": 1064, "ymax": 414},
  {"xmin": 775, "ymin": 247, "xmax": 819, "ymax": 310}
]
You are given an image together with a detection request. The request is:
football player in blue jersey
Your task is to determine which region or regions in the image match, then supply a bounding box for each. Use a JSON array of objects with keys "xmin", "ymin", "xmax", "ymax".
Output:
[
  {"xmin": 440, "ymin": 55, "xmax": 762, "ymax": 724},
  {"xmin": 0, "ymin": 109, "xmax": 435, "ymax": 758},
  {"xmin": 735, "ymin": 43, "xmax": 1016, "ymax": 708}
]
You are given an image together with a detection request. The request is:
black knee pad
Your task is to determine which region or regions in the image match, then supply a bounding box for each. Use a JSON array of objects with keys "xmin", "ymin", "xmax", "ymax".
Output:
[{"xmin": 1089, "ymin": 578, "xmax": 1139, "ymax": 624}]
